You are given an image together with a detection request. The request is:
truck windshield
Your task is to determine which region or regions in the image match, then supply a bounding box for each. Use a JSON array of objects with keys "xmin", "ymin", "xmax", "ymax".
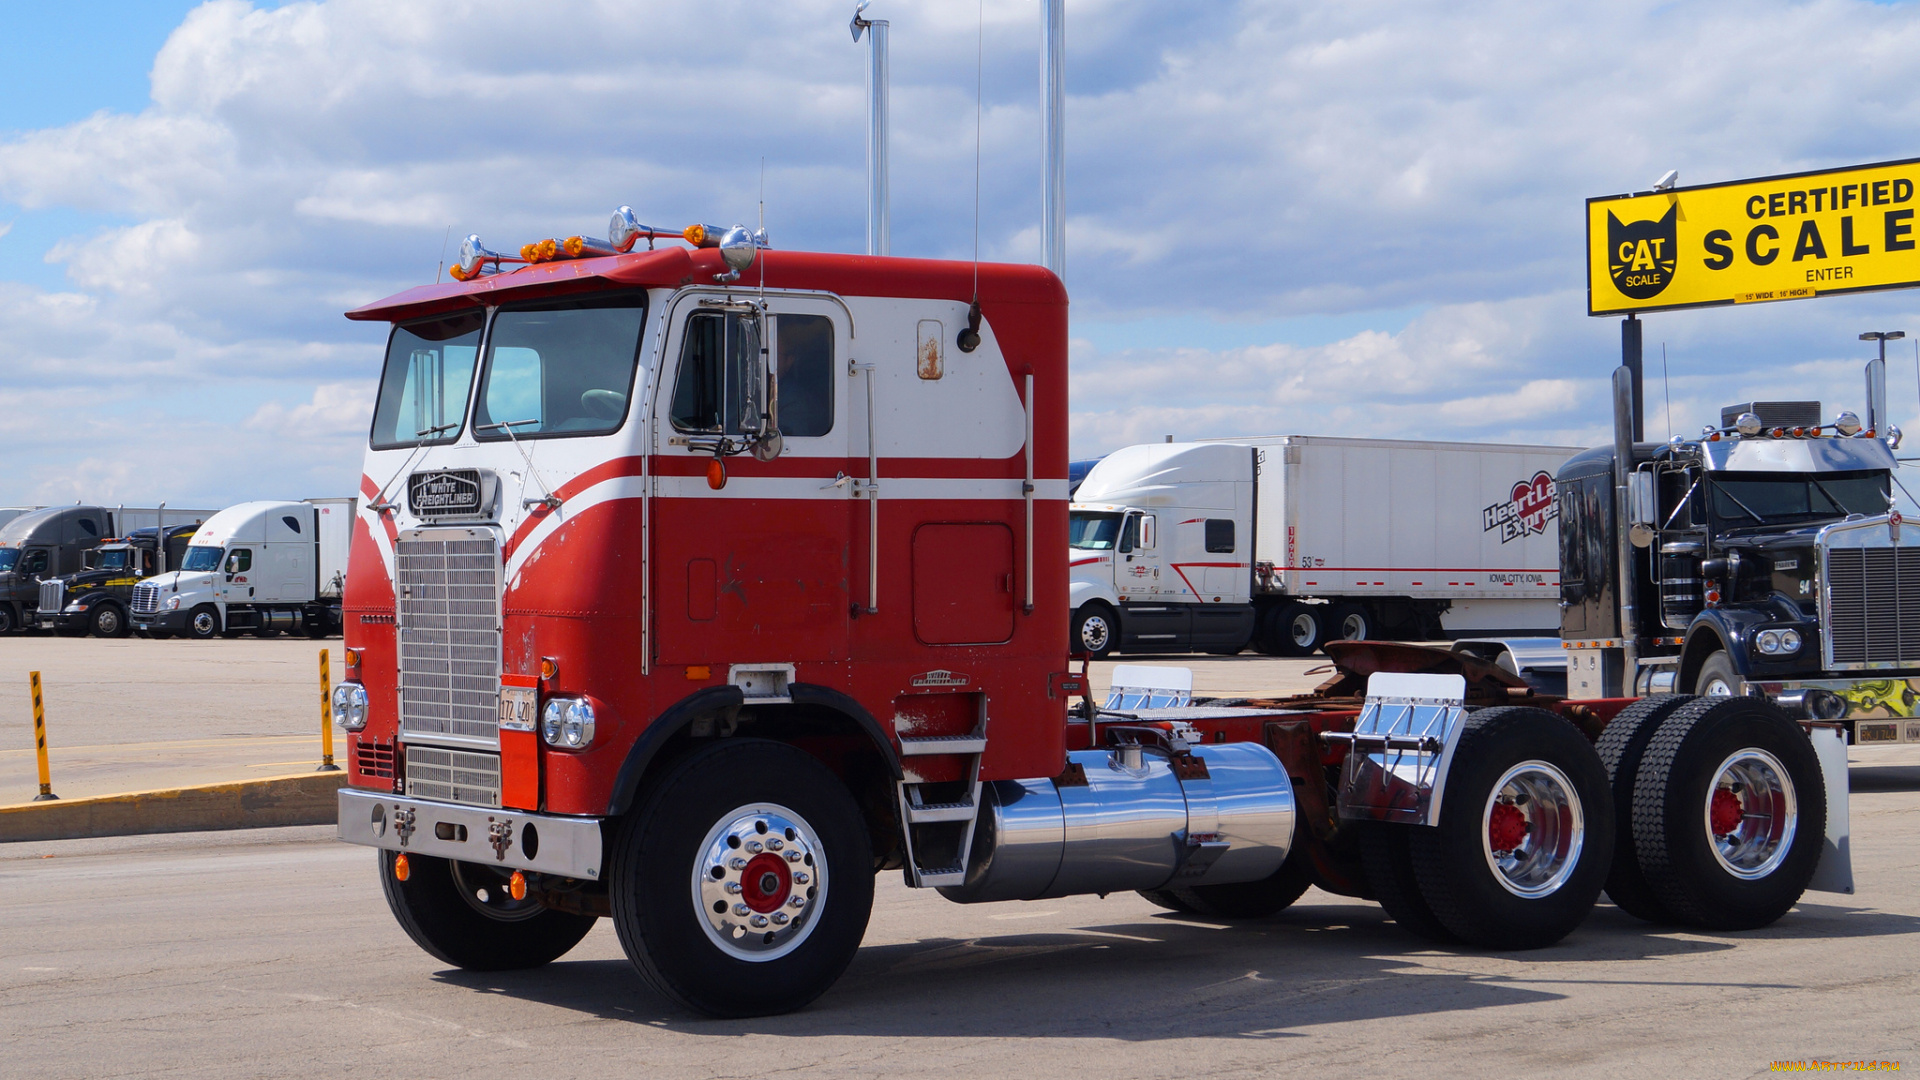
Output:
[
  {"xmin": 180, "ymin": 546, "xmax": 224, "ymax": 572},
  {"xmin": 474, "ymin": 294, "xmax": 648, "ymax": 440},
  {"xmin": 91, "ymin": 548, "xmax": 131, "ymax": 571},
  {"xmin": 370, "ymin": 310, "xmax": 485, "ymax": 449},
  {"xmin": 1709, "ymin": 472, "xmax": 1890, "ymax": 524},
  {"xmin": 0, "ymin": 549, "xmax": 14, "ymax": 573},
  {"xmin": 1070, "ymin": 511, "xmax": 1123, "ymax": 550}
]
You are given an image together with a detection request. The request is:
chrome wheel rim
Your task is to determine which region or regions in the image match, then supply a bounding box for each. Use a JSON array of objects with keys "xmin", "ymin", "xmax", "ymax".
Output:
[
  {"xmin": 1704, "ymin": 748, "xmax": 1797, "ymax": 879},
  {"xmin": 1701, "ymin": 676, "xmax": 1733, "ymax": 697},
  {"xmin": 1341, "ymin": 614, "xmax": 1367, "ymax": 640},
  {"xmin": 1482, "ymin": 759, "xmax": 1584, "ymax": 898},
  {"xmin": 95, "ymin": 609, "xmax": 119, "ymax": 635},
  {"xmin": 1079, "ymin": 614, "xmax": 1111, "ymax": 653},
  {"xmin": 449, "ymin": 861, "xmax": 544, "ymax": 922},
  {"xmin": 1290, "ymin": 613, "xmax": 1317, "ymax": 647},
  {"xmin": 191, "ymin": 611, "xmax": 215, "ymax": 636},
  {"xmin": 693, "ymin": 802, "xmax": 826, "ymax": 962}
]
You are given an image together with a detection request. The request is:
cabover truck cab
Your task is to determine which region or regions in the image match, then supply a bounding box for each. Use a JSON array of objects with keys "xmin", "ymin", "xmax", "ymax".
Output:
[
  {"xmin": 1068, "ymin": 437, "xmax": 1578, "ymax": 659},
  {"xmin": 1560, "ymin": 394, "xmax": 1920, "ymax": 746},
  {"xmin": 36, "ymin": 524, "xmax": 201, "ymax": 638},
  {"xmin": 131, "ymin": 499, "xmax": 353, "ymax": 639},
  {"xmin": 332, "ymin": 214, "xmax": 1849, "ymax": 1019}
]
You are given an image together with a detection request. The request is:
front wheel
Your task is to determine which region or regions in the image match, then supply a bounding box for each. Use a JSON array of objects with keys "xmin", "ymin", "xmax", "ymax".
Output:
[
  {"xmin": 1407, "ymin": 706, "xmax": 1615, "ymax": 949},
  {"xmin": 1071, "ymin": 603, "xmax": 1116, "ymax": 659},
  {"xmin": 0, "ymin": 605, "xmax": 13, "ymax": 634},
  {"xmin": 379, "ymin": 851, "xmax": 597, "ymax": 970},
  {"xmin": 1694, "ymin": 650, "xmax": 1739, "ymax": 697},
  {"xmin": 1631, "ymin": 696, "xmax": 1825, "ymax": 931},
  {"xmin": 185, "ymin": 605, "xmax": 220, "ymax": 640},
  {"xmin": 89, "ymin": 604, "xmax": 130, "ymax": 638},
  {"xmin": 609, "ymin": 739, "xmax": 874, "ymax": 1017}
]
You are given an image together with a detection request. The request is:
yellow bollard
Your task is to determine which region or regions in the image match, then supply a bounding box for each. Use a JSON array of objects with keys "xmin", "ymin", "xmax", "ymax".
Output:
[
  {"xmin": 29, "ymin": 671, "xmax": 57, "ymax": 801},
  {"xmin": 317, "ymin": 649, "xmax": 340, "ymax": 772}
]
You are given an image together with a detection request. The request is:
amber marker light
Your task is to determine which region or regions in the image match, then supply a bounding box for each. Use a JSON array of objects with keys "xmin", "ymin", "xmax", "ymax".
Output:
[
  {"xmin": 393, "ymin": 852, "xmax": 411, "ymax": 882},
  {"xmin": 687, "ymin": 665, "xmax": 712, "ymax": 680},
  {"xmin": 539, "ymin": 657, "xmax": 560, "ymax": 682},
  {"xmin": 684, "ymin": 224, "xmax": 709, "ymax": 245},
  {"xmin": 345, "ymin": 647, "xmax": 363, "ymax": 673},
  {"xmin": 509, "ymin": 870, "xmax": 528, "ymax": 901},
  {"xmin": 706, "ymin": 458, "xmax": 728, "ymax": 490}
]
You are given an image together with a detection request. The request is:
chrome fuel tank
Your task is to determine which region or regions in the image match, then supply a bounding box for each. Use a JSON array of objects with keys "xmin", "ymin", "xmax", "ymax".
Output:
[{"xmin": 936, "ymin": 742, "xmax": 1295, "ymax": 904}]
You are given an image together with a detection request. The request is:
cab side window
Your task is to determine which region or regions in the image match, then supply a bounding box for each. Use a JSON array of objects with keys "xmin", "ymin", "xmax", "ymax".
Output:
[
  {"xmin": 1204, "ymin": 519, "xmax": 1235, "ymax": 553},
  {"xmin": 226, "ymin": 549, "xmax": 253, "ymax": 575},
  {"xmin": 21, "ymin": 550, "xmax": 48, "ymax": 577},
  {"xmin": 776, "ymin": 314, "xmax": 834, "ymax": 437},
  {"xmin": 670, "ymin": 312, "xmax": 761, "ymax": 435}
]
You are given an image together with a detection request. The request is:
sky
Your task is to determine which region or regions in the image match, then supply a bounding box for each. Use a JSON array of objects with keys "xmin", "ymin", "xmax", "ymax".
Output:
[{"xmin": 7, "ymin": 0, "xmax": 1920, "ymax": 508}]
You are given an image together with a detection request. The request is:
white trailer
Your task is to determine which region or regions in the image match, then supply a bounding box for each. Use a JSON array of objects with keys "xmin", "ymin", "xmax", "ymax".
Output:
[
  {"xmin": 129, "ymin": 498, "xmax": 356, "ymax": 639},
  {"xmin": 1068, "ymin": 436, "xmax": 1580, "ymax": 656}
]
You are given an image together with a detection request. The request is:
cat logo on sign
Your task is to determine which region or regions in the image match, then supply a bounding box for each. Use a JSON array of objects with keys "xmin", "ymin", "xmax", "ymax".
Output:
[{"xmin": 1606, "ymin": 205, "xmax": 1677, "ymax": 300}]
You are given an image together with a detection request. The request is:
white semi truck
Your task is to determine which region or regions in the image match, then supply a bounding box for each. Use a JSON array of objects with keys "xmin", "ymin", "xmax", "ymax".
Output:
[
  {"xmin": 1068, "ymin": 436, "xmax": 1581, "ymax": 657},
  {"xmin": 130, "ymin": 498, "xmax": 355, "ymax": 639}
]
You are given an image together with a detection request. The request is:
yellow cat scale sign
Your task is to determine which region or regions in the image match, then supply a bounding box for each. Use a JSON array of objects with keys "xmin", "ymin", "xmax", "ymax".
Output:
[{"xmin": 1588, "ymin": 157, "xmax": 1920, "ymax": 315}]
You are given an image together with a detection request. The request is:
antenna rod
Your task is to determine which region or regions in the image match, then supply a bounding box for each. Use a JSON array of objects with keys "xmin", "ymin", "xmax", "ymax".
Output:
[
  {"xmin": 853, "ymin": 4, "xmax": 890, "ymax": 256},
  {"xmin": 1041, "ymin": 0, "xmax": 1065, "ymax": 279}
]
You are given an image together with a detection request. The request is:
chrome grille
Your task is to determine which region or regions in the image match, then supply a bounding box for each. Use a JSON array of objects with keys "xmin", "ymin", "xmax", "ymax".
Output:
[
  {"xmin": 397, "ymin": 533, "xmax": 500, "ymax": 745},
  {"xmin": 37, "ymin": 580, "xmax": 64, "ymax": 615},
  {"xmin": 1824, "ymin": 546, "xmax": 1920, "ymax": 667},
  {"xmin": 132, "ymin": 583, "xmax": 161, "ymax": 615},
  {"xmin": 404, "ymin": 746, "xmax": 500, "ymax": 807}
]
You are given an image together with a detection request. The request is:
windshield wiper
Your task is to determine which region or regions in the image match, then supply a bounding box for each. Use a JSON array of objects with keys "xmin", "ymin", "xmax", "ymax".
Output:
[
  {"xmin": 1807, "ymin": 477, "xmax": 1851, "ymax": 516},
  {"xmin": 479, "ymin": 419, "xmax": 562, "ymax": 510},
  {"xmin": 1716, "ymin": 486, "xmax": 1769, "ymax": 524},
  {"xmin": 368, "ymin": 422, "xmax": 462, "ymax": 513}
]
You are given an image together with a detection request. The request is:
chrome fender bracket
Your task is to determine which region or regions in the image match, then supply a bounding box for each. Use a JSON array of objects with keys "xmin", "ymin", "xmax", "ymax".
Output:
[{"xmin": 1328, "ymin": 672, "xmax": 1468, "ymax": 827}]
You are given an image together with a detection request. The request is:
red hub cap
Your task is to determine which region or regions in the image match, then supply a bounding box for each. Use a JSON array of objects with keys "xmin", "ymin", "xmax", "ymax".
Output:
[
  {"xmin": 1488, "ymin": 802, "xmax": 1527, "ymax": 854},
  {"xmin": 1710, "ymin": 788, "xmax": 1743, "ymax": 837},
  {"xmin": 739, "ymin": 851, "xmax": 792, "ymax": 914}
]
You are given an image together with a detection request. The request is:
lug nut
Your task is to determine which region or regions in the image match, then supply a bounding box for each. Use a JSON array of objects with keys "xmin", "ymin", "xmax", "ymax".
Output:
[
  {"xmin": 771, "ymin": 912, "xmax": 790, "ymax": 925},
  {"xmin": 792, "ymin": 872, "xmax": 810, "ymax": 885},
  {"xmin": 785, "ymin": 850, "xmax": 803, "ymax": 863},
  {"xmin": 788, "ymin": 895, "xmax": 806, "ymax": 908},
  {"xmin": 750, "ymin": 915, "xmax": 769, "ymax": 928},
  {"xmin": 725, "ymin": 881, "xmax": 742, "ymax": 894},
  {"xmin": 730, "ymin": 857, "xmax": 747, "ymax": 870},
  {"xmin": 746, "ymin": 840, "xmax": 764, "ymax": 854},
  {"xmin": 734, "ymin": 903, "xmax": 750, "ymax": 917},
  {"xmin": 768, "ymin": 838, "xmax": 784, "ymax": 851}
]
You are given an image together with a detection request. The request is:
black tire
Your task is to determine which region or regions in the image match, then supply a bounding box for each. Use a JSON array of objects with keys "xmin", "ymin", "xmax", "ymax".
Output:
[
  {"xmin": 1693, "ymin": 650, "xmax": 1740, "ymax": 698},
  {"xmin": 1631, "ymin": 696, "xmax": 1826, "ymax": 931},
  {"xmin": 1407, "ymin": 706, "xmax": 1614, "ymax": 949},
  {"xmin": 609, "ymin": 739, "xmax": 874, "ymax": 1017},
  {"xmin": 0, "ymin": 605, "xmax": 14, "ymax": 634},
  {"xmin": 89, "ymin": 604, "xmax": 130, "ymax": 638},
  {"xmin": 306, "ymin": 612, "xmax": 332, "ymax": 639},
  {"xmin": 1268, "ymin": 601, "xmax": 1324, "ymax": 657},
  {"xmin": 379, "ymin": 850, "xmax": 597, "ymax": 971},
  {"xmin": 1358, "ymin": 823, "xmax": 1457, "ymax": 942},
  {"xmin": 1329, "ymin": 603, "xmax": 1372, "ymax": 644},
  {"xmin": 1168, "ymin": 838, "xmax": 1313, "ymax": 918},
  {"xmin": 1071, "ymin": 603, "xmax": 1116, "ymax": 659},
  {"xmin": 185, "ymin": 605, "xmax": 220, "ymax": 640},
  {"xmin": 1594, "ymin": 695, "xmax": 1694, "ymax": 923}
]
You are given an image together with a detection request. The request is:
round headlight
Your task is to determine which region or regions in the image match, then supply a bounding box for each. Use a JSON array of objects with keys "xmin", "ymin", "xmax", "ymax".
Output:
[
  {"xmin": 542, "ymin": 699, "xmax": 567, "ymax": 746},
  {"xmin": 563, "ymin": 698, "xmax": 596, "ymax": 748},
  {"xmin": 1778, "ymin": 628, "xmax": 1802, "ymax": 654},
  {"xmin": 332, "ymin": 682, "xmax": 368, "ymax": 731},
  {"xmin": 1757, "ymin": 629, "xmax": 1781, "ymax": 654}
]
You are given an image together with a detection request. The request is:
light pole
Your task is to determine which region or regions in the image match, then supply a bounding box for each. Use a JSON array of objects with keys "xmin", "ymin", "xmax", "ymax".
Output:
[
  {"xmin": 1861, "ymin": 330, "xmax": 1904, "ymax": 435},
  {"xmin": 1040, "ymin": 0, "xmax": 1065, "ymax": 280}
]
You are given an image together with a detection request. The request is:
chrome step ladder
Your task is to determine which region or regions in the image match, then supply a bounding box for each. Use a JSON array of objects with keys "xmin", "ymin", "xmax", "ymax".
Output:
[{"xmin": 895, "ymin": 721, "xmax": 988, "ymax": 889}]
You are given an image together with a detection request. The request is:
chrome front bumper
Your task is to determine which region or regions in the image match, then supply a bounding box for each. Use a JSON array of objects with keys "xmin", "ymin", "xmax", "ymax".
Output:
[{"xmin": 336, "ymin": 787, "xmax": 604, "ymax": 881}]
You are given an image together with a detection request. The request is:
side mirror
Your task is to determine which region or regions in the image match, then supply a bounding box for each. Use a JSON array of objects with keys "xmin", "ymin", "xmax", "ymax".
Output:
[
  {"xmin": 1138, "ymin": 515, "xmax": 1157, "ymax": 550},
  {"xmin": 729, "ymin": 311, "xmax": 783, "ymax": 462},
  {"xmin": 1627, "ymin": 471, "xmax": 1656, "ymax": 527},
  {"xmin": 225, "ymin": 555, "xmax": 239, "ymax": 576}
]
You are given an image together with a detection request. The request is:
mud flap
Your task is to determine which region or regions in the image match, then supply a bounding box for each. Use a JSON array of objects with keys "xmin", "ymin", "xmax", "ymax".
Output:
[{"xmin": 1806, "ymin": 725, "xmax": 1853, "ymax": 895}]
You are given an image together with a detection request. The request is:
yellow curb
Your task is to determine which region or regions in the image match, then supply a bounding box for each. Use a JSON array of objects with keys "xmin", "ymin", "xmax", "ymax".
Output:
[{"xmin": 0, "ymin": 771, "xmax": 351, "ymax": 843}]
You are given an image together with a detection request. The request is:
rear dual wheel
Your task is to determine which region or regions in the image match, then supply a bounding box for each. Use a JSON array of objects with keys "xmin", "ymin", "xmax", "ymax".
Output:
[
  {"xmin": 1365, "ymin": 706, "xmax": 1614, "ymax": 950},
  {"xmin": 609, "ymin": 739, "xmax": 873, "ymax": 1017}
]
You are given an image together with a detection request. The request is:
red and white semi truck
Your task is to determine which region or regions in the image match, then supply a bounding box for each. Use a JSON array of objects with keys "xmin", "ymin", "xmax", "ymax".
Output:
[{"xmin": 333, "ymin": 213, "xmax": 1852, "ymax": 1017}]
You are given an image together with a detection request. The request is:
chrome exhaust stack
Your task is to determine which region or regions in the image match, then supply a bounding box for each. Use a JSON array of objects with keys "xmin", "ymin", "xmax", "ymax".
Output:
[{"xmin": 936, "ymin": 742, "xmax": 1295, "ymax": 904}]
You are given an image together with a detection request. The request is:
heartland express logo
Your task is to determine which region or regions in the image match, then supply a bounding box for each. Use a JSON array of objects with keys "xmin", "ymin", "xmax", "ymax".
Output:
[
  {"xmin": 1608, "ymin": 205, "xmax": 1678, "ymax": 299},
  {"xmin": 1484, "ymin": 472, "xmax": 1557, "ymax": 544}
]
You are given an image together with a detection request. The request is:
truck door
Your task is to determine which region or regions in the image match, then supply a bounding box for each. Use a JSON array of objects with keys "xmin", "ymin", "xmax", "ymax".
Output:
[
  {"xmin": 1116, "ymin": 511, "xmax": 1190, "ymax": 649},
  {"xmin": 220, "ymin": 548, "xmax": 254, "ymax": 603},
  {"xmin": 652, "ymin": 294, "xmax": 852, "ymax": 665}
]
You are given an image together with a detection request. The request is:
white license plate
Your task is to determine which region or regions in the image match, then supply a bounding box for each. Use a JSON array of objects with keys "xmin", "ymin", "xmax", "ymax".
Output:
[{"xmin": 500, "ymin": 685, "xmax": 537, "ymax": 731}]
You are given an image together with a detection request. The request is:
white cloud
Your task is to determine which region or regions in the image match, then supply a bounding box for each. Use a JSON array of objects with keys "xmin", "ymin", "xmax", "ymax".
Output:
[{"xmin": 6, "ymin": 1, "xmax": 1920, "ymax": 504}]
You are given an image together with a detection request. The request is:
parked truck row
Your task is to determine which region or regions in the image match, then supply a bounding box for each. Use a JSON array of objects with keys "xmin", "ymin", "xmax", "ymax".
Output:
[{"xmin": 0, "ymin": 499, "xmax": 355, "ymax": 638}]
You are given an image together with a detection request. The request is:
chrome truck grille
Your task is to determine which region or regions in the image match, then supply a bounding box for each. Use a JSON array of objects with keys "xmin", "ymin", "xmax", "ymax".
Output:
[
  {"xmin": 396, "ymin": 531, "xmax": 501, "ymax": 746},
  {"xmin": 404, "ymin": 745, "xmax": 501, "ymax": 808},
  {"xmin": 1824, "ymin": 545, "xmax": 1920, "ymax": 667},
  {"xmin": 37, "ymin": 579, "xmax": 64, "ymax": 615},
  {"xmin": 132, "ymin": 583, "xmax": 161, "ymax": 615}
]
